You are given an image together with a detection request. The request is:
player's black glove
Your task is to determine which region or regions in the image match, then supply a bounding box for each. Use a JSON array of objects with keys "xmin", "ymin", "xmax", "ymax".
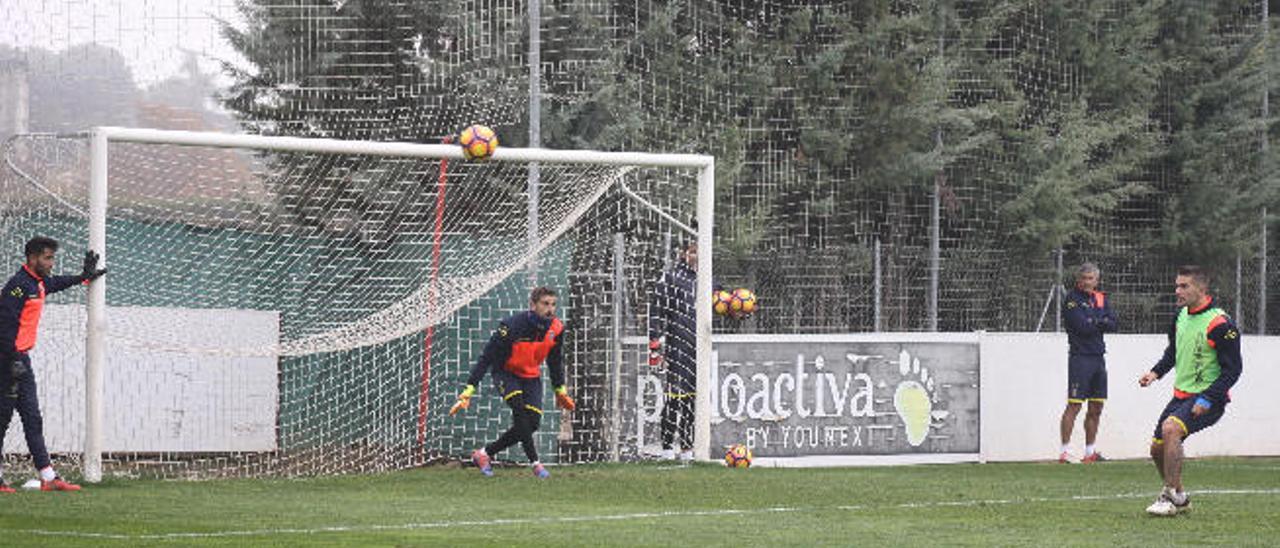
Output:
[
  {"xmin": 81, "ymin": 250, "xmax": 107, "ymax": 282},
  {"xmin": 2, "ymin": 354, "xmax": 23, "ymax": 399}
]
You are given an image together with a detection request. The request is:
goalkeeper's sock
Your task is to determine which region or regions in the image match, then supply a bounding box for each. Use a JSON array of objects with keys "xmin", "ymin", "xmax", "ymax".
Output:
[
  {"xmin": 39, "ymin": 466, "xmax": 56, "ymax": 482},
  {"xmin": 1060, "ymin": 444, "xmax": 1070, "ymax": 455},
  {"xmin": 1085, "ymin": 444, "xmax": 1096, "ymax": 456},
  {"xmin": 471, "ymin": 448, "xmax": 493, "ymax": 477}
]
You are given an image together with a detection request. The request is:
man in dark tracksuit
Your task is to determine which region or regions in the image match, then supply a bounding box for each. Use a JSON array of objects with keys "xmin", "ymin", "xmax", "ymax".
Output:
[
  {"xmin": 649, "ymin": 241, "xmax": 699, "ymax": 462},
  {"xmin": 1059, "ymin": 262, "xmax": 1117, "ymax": 464},
  {"xmin": 0, "ymin": 236, "xmax": 105, "ymax": 493},
  {"xmin": 450, "ymin": 286, "xmax": 576, "ymax": 478}
]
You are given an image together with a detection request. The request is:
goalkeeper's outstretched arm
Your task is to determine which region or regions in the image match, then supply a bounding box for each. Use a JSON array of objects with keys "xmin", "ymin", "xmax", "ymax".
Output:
[
  {"xmin": 547, "ymin": 331, "xmax": 565, "ymax": 389},
  {"xmin": 42, "ymin": 251, "xmax": 106, "ymax": 294},
  {"xmin": 547, "ymin": 333, "xmax": 575, "ymax": 411},
  {"xmin": 452, "ymin": 322, "xmax": 515, "ymax": 415},
  {"xmin": 465, "ymin": 322, "xmax": 514, "ymax": 388}
]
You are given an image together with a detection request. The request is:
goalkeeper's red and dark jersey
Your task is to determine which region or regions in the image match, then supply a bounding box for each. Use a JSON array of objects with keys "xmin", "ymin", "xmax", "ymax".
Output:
[
  {"xmin": 466, "ymin": 310, "xmax": 566, "ymax": 388},
  {"xmin": 0, "ymin": 264, "xmax": 85, "ymax": 355}
]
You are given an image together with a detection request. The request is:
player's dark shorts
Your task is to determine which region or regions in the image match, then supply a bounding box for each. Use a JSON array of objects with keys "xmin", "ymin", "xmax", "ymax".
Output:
[
  {"xmin": 1067, "ymin": 354, "xmax": 1107, "ymax": 402},
  {"xmin": 1152, "ymin": 396, "xmax": 1226, "ymax": 442},
  {"xmin": 492, "ymin": 367, "xmax": 543, "ymax": 414}
]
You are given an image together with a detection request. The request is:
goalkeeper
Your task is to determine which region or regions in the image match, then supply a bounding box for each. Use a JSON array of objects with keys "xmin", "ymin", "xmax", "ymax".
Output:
[
  {"xmin": 450, "ymin": 286, "xmax": 575, "ymax": 479},
  {"xmin": 648, "ymin": 240, "xmax": 702, "ymax": 462},
  {"xmin": 0, "ymin": 237, "xmax": 105, "ymax": 493}
]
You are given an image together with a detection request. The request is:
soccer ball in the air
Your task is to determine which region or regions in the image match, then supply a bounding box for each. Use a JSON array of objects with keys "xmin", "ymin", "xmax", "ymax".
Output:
[
  {"xmin": 713, "ymin": 289, "xmax": 734, "ymax": 316},
  {"xmin": 724, "ymin": 443, "xmax": 752, "ymax": 468},
  {"xmin": 459, "ymin": 124, "xmax": 499, "ymax": 160},
  {"xmin": 729, "ymin": 288, "xmax": 757, "ymax": 318}
]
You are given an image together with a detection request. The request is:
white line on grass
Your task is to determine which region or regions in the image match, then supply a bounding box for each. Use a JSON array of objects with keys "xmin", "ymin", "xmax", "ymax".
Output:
[
  {"xmin": 8, "ymin": 488, "xmax": 1280, "ymax": 541},
  {"xmin": 1188, "ymin": 462, "xmax": 1280, "ymax": 472}
]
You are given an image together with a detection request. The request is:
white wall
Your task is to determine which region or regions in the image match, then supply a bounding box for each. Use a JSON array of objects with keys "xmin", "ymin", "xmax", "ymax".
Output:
[
  {"xmin": 702, "ymin": 332, "xmax": 1278, "ymax": 464},
  {"xmin": 3, "ymin": 305, "xmax": 278, "ymax": 455},
  {"xmin": 980, "ymin": 333, "xmax": 1280, "ymax": 461},
  {"xmin": 8, "ymin": 324, "xmax": 1272, "ymax": 463}
]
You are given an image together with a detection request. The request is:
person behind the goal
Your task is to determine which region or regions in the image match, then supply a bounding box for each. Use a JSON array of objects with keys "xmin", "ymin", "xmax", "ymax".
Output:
[
  {"xmin": 648, "ymin": 239, "xmax": 701, "ymax": 462},
  {"xmin": 449, "ymin": 286, "xmax": 576, "ymax": 478}
]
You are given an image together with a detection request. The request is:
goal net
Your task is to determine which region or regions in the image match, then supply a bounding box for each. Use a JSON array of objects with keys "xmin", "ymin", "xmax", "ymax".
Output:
[{"xmin": 0, "ymin": 127, "xmax": 713, "ymax": 480}]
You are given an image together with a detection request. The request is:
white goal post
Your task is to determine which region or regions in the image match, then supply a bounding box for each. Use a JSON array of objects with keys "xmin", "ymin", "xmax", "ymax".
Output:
[{"xmin": 79, "ymin": 126, "xmax": 715, "ymax": 481}]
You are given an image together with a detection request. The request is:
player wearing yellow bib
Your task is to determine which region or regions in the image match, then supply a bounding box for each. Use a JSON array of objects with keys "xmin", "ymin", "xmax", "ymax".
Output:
[{"xmin": 1138, "ymin": 265, "xmax": 1242, "ymax": 516}]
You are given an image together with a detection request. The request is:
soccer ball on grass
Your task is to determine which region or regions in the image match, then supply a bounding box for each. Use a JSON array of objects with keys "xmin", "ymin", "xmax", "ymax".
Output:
[{"xmin": 724, "ymin": 443, "xmax": 752, "ymax": 468}]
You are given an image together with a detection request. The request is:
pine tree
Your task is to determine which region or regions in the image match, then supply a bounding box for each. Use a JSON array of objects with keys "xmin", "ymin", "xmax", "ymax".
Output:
[{"xmin": 1154, "ymin": 0, "xmax": 1279, "ymax": 266}]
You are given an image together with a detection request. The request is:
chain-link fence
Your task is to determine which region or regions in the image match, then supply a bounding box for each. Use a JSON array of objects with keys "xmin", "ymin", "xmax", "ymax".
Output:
[{"xmin": 1, "ymin": 0, "xmax": 1276, "ymax": 334}]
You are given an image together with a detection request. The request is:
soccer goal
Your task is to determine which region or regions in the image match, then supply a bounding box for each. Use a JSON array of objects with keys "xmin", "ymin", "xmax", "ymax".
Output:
[{"xmin": 0, "ymin": 127, "xmax": 713, "ymax": 481}]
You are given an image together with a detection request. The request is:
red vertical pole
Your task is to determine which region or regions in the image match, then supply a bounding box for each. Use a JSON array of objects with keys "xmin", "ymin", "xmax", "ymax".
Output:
[{"xmin": 418, "ymin": 137, "xmax": 452, "ymax": 454}]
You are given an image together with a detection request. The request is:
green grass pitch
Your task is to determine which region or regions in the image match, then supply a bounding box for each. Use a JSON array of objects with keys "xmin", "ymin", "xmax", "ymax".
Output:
[{"xmin": 1, "ymin": 457, "xmax": 1277, "ymax": 546}]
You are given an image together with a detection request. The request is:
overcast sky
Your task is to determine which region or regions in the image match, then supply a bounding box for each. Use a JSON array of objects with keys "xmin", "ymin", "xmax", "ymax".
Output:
[{"xmin": 0, "ymin": 0, "xmax": 245, "ymax": 87}]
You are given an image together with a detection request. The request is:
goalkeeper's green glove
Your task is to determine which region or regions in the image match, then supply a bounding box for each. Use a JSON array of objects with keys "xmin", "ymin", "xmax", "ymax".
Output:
[
  {"xmin": 554, "ymin": 385, "xmax": 575, "ymax": 411},
  {"xmin": 450, "ymin": 384, "xmax": 476, "ymax": 416}
]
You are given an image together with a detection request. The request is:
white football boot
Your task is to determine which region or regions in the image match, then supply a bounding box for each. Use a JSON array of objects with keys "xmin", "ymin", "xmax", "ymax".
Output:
[{"xmin": 1146, "ymin": 487, "xmax": 1183, "ymax": 516}]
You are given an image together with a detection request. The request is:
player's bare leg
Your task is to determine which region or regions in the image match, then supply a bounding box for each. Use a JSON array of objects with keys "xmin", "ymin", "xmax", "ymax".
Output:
[
  {"xmin": 1150, "ymin": 441, "xmax": 1165, "ymax": 483},
  {"xmin": 1058, "ymin": 402, "xmax": 1081, "ymax": 462},
  {"xmin": 1084, "ymin": 401, "xmax": 1102, "ymax": 445},
  {"xmin": 1160, "ymin": 418, "xmax": 1185, "ymax": 492},
  {"xmin": 1147, "ymin": 418, "xmax": 1190, "ymax": 516},
  {"xmin": 1080, "ymin": 400, "xmax": 1106, "ymax": 462}
]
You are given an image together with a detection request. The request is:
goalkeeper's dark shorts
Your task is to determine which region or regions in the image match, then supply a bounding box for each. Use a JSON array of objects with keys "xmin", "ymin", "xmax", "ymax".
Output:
[
  {"xmin": 1067, "ymin": 354, "xmax": 1107, "ymax": 403},
  {"xmin": 493, "ymin": 367, "xmax": 543, "ymax": 414},
  {"xmin": 1152, "ymin": 395, "xmax": 1226, "ymax": 443}
]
